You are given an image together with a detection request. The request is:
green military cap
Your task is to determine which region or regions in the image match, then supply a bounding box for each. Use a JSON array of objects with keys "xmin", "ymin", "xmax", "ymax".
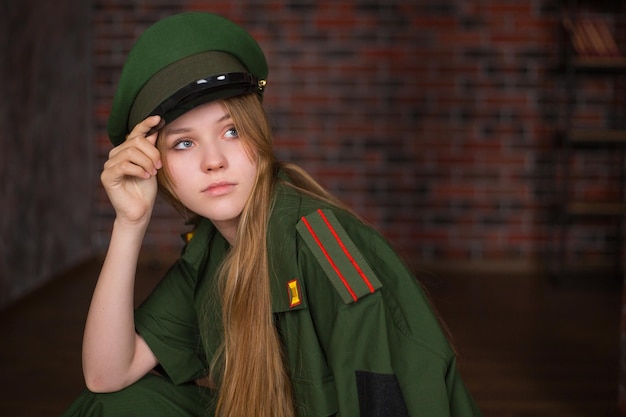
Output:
[{"xmin": 107, "ymin": 12, "xmax": 268, "ymax": 146}]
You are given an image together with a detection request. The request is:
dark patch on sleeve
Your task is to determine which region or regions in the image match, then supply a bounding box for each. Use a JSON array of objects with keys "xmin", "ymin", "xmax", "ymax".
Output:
[{"xmin": 356, "ymin": 371, "xmax": 409, "ymax": 417}]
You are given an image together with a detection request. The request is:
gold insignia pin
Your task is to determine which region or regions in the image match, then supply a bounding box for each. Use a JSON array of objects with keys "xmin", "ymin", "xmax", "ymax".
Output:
[{"xmin": 287, "ymin": 279, "xmax": 301, "ymax": 308}]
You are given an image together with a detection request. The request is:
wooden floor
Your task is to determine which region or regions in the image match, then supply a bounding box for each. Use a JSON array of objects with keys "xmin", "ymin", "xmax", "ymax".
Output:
[{"xmin": 0, "ymin": 253, "xmax": 622, "ymax": 417}]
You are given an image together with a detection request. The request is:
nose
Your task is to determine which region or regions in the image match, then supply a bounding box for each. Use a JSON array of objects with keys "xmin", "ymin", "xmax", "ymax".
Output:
[{"xmin": 201, "ymin": 141, "xmax": 226, "ymax": 172}]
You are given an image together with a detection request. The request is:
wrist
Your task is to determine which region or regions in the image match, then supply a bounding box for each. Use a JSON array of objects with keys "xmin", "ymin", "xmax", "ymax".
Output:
[{"xmin": 112, "ymin": 216, "xmax": 150, "ymax": 236}]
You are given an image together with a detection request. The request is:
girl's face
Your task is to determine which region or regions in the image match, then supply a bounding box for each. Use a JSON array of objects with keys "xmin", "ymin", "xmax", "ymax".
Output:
[{"xmin": 160, "ymin": 100, "xmax": 257, "ymax": 242}]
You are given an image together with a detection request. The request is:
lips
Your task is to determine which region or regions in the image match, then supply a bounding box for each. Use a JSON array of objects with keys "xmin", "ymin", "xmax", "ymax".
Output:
[{"xmin": 202, "ymin": 180, "xmax": 236, "ymax": 197}]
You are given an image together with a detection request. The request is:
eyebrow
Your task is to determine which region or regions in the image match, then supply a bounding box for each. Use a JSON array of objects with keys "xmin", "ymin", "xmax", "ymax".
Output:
[
  {"xmin": 217, "ymin": 113, "xmax": 232, "ymax": 124},
  {"xmin": 164, "ymin": 112, "xmax": 232, "ymax": 136}
]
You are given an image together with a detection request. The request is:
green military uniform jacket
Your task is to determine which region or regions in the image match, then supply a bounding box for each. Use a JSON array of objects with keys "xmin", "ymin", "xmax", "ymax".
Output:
[{"xmin": 133, "ymin": 178, "xmax": 482, "ymax": 417}]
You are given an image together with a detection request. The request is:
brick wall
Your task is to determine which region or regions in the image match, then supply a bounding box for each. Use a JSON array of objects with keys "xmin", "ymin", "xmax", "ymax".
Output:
[{"xmin": 91, "ymin": 0, "xmax": 622, "ymax": 270}]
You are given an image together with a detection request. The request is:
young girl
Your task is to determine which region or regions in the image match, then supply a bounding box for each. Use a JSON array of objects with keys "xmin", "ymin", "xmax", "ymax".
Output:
[{"xmin": 62, "ymin": 12, "xmax": 482, "ymax": 417}]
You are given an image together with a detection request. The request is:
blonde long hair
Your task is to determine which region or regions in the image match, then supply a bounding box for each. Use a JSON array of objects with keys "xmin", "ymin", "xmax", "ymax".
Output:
[{"xmin": 156, "ymin": 94, "xmax": 344, "ymax": 417}]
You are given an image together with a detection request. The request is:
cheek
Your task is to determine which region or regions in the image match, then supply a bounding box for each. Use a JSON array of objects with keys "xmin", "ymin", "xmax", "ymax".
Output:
[
  {"xmin": 163, "ymin": 157, "xmax": 191, "ymax": 191},
  {"xmin": 239, "ymin": 155, "xmax": 258, "ymax": 181},
  {"xmin": 230, "ymin": 143, "xmax": 256, "ymax": 169}
]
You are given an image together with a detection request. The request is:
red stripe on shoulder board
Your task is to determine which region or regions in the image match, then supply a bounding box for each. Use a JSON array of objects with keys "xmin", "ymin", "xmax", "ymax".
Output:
[
  {"xmin": 300, "ymin": 215, "xmax": 358, "ymax": 302},
  {"xmin": 316, "ymin": 209, "xmax": 376, "ymax": 294}
]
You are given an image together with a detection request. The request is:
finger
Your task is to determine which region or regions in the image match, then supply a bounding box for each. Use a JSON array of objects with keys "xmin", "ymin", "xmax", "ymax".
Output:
[
  {"xmin": 145, "ymin": 117, "xmax": 165, "ymax": 139},
  {"xmin": 124, "ymin": 136, "xmax": 162, "ymax": 169},
  {"xmin": 106, "ymin": 146, "xmax": 158, "ymax": 177},
  {"xmin": 126, "ymin": 116, "xmax": 163, "ymax": 167},
  {"xmin": 111, "ymin": 133, "xmax": 162, "ymax": 172},
  {"xmin": 102, "ymin": 158, "xmax": 154, "ymax": 186},
  {"xmin": 127, "ymin": 115, "xmax": 162, "ymax": 140}
]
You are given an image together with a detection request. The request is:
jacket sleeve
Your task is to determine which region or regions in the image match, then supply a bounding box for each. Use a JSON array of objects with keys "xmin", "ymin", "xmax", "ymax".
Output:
[
  {"xmin": 326, "ymin": 289, "xmax": 482, "ymax": 417},
  {"xmin": 134, "ymin": 258, "xmax": 207, "ymax": 385},
  {"xmin": 296, "ymin": 210, "xmax": 483, "ymax": 417}
]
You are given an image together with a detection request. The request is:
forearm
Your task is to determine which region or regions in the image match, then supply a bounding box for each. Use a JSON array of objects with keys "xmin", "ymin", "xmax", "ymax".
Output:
[{"xmin": 82, "ymin": 218, "xmax": 155, "ymax": 392}]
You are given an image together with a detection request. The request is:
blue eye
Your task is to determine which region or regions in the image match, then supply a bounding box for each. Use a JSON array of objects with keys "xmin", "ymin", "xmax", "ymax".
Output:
[
  {"xmin": 173, "ymin": 139, "xmax": 193, "ymax": 150},
  {"xmin": 225, "ymin": 127, "xmax": 239, "ymax": 138}
]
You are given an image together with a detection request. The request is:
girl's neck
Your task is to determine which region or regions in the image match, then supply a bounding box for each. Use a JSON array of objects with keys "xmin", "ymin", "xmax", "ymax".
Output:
[{"xmin": 211, "ymin": 218, "xmax": 238, "ymax": 245}]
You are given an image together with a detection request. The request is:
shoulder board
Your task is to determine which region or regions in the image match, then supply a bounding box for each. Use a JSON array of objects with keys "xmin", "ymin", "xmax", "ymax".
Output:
[{"xmin": 296, "ymin": 209, "xmax": 382, "ymax": 304}]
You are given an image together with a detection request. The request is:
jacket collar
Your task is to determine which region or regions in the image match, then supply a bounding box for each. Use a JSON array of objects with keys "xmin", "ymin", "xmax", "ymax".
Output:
[
  {"xmin": 180, "ymin": 175, "xmax": 308, "ymax": 314},
  {"xmin": 267, "ymin": 180, "xmax": 308, "ymax": 313}
]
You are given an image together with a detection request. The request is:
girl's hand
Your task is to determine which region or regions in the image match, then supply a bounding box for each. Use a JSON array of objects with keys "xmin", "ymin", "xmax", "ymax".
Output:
[{"xmin": 101, "ymin": 116, "xmax": 163, "ymax": 225}]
